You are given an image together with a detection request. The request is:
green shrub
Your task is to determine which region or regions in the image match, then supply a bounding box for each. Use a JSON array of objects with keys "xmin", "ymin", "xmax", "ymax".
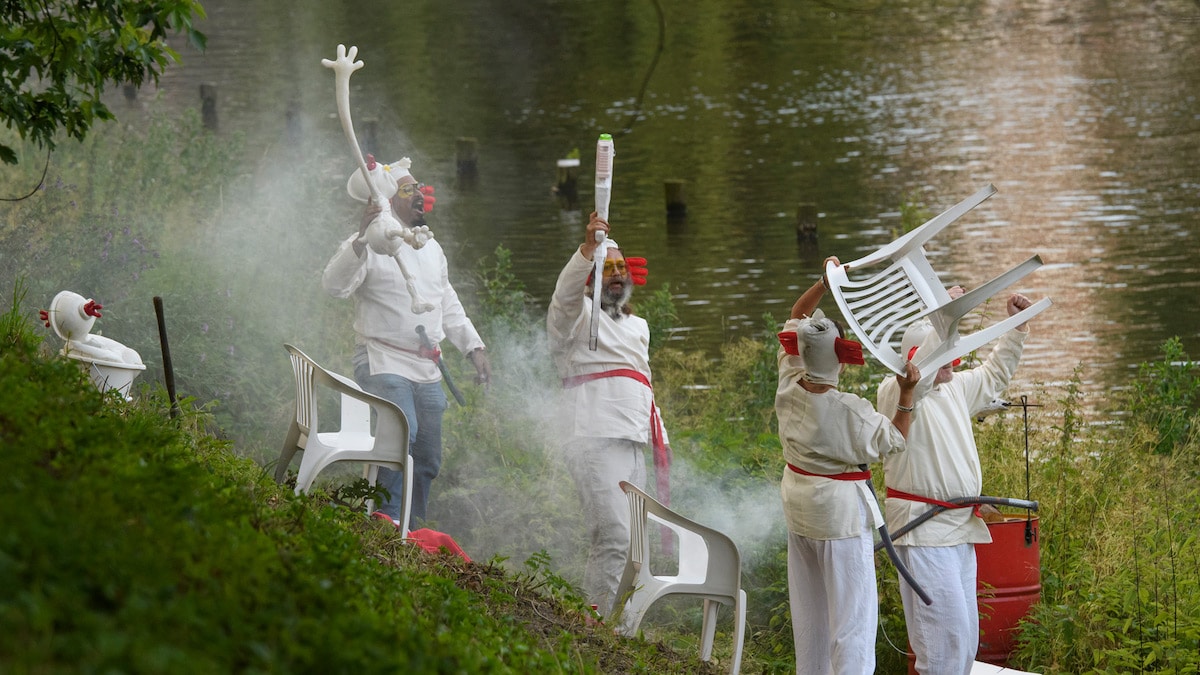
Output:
[{"xmin": 1124, "ymin": 337, "xmax": 1199, "ymax": 456}]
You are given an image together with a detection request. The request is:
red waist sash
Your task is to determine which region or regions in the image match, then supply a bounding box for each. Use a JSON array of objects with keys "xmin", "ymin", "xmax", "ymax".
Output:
[
  {"xmin": 886, "ymin": 487, "xmax": 982, "ymax": 518},
  {"xmin": 562, "ymin": 368, "xmax": 672, "ymax": 504},
  {"xmin": 787, "ymin": 463, "xmax": 871, "ymax": 481},
  {"xmin": 373, "ymin": 337, "xmax": 441, "ymax": 362}
]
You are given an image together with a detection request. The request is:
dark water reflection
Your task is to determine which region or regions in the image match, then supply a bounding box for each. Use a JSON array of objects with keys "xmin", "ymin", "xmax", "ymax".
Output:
[{"xmin": 123, "ymin": 0, "xmax": 1200, "ymax": 409}]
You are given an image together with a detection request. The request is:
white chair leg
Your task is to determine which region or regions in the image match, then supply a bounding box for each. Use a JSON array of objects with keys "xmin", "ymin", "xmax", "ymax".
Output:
[
  {"xmin": 364, "ymin": 464, "xmax": 379, "ymax": 514},
  {"xmin": 730, "ymin": 589, "xmax": 747, "ymax": 675},
  {"xmin": 700, "ymin": 598, "xmax": 719, "ymax": 661}
]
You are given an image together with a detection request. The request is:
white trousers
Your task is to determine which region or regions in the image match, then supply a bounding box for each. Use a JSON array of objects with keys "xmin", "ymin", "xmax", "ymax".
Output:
[
  {"xmin": 565, "ymin": 437, "xmax": 647, "ymax": 617},
  {"xmin": 787, "ymin": 508, "xmax": 877, "ymax": 675},
  {"xmin": 896, "ymin": 544, "xmax": 978, "ymax": 675}
]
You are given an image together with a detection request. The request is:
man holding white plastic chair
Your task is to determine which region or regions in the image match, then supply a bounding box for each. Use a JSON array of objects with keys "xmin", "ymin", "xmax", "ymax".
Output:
[
  {"xmin": 877, "ymin": 290, "xmax": 1036, "ymax": 675},
  {"xmin": 775, "ymin": 257, "xmax": 920, "ymax": 675}
]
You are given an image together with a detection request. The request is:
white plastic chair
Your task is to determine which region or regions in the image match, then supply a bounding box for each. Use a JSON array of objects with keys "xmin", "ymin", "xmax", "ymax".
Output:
[
  {"xmin": 610, "ymin": 481, "xmax": 746, "ymax": 675},
  {"xmin": 274, "ymin": 343, "xmax": 414, "ymax": 536},
  {"xmin": 825, "ymin": 184, "xmax": 1052, "ymax": 378}
]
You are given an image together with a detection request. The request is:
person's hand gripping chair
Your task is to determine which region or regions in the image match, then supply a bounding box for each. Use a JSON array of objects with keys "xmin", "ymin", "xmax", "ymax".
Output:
[
  {"xmin": 275, "ymin": 344, "xmax": 414, "ymax": 536},
  {"xmin": 610, "ymin": 481, "xmax": 746, "ymax": 675},
  {"xmin": 825, "ymin": 184, "xmax": 1052, "ymax": 378}
]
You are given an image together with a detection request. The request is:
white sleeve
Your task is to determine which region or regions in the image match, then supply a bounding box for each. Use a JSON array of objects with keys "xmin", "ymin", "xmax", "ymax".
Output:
[
  {"xmin": 958, "ymin": 329, "xmax": 1028, "ymax": 410},
  {"xmin": 321, "ymin": 234, "xmax": 368, "ymax": 299},
  {"xmin": 439, "ymin": 253, "xmax": 485, "ymax": 354},
  {"xmin": 547, "ymin": 248, "xmax": 592, "ymax": 346}
]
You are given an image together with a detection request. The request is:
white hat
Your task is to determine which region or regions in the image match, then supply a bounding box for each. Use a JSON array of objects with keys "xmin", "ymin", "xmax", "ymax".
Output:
[
  {"xmin": 901, "ymin": 318, "xmax": 935, "ymax": 362},
  {"xmin": 346, "ymin": 156, "xmax": 413, "ymax": 203},
  {"xmin": 798, "ymin": 309, "xmax": 843, "ymax": 386},
  {"xmin": 901, "ymin": 318, "xmax": 941, "ymax": 399}
]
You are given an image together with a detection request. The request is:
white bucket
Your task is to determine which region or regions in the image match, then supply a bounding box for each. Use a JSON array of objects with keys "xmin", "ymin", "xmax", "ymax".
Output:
[{"xmin": 69, "ymin": 355, "xmax": 146, "ymax": 400}]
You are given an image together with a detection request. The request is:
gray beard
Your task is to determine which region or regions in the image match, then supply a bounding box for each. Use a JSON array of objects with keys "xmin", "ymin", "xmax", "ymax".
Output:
[{"xmin": 598, "ymin": 283, "xmax": 632, "ymax": 319}]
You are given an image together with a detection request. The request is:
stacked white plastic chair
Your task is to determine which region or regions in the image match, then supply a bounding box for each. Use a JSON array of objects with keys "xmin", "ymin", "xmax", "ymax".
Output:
[
  {"xmin": 610, "ymin": 481, "xmax": 746, "ymax": 675},
  {"xmin": 825, "ymin": 184, "xmax": 1052, "ymax": 378},
  {"xmin": 275, "ymin": 344, "xmax": 414, "ymax": 536}
]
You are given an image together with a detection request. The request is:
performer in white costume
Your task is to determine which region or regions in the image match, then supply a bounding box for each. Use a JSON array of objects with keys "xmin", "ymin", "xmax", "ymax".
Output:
[
  {"xmin": 877, "ymin": 290, "xmax": 1036, "ymax": 675},
  {"xmin": 775, "ymin": 257, "xmax": 919, "ymax": 675},
  {"xmin": 546, "ymin": 210, "xmax": 664, "ymax": 618},
  {"xmin": 323, "ymin": 157, "xmax": 490, "ymax": 525}
]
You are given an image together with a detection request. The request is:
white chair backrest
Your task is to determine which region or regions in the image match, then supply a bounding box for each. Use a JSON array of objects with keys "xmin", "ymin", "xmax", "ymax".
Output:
[
  {"xmin": 826, "ymin": 184, "xmax": 1051, "ymax": 378},
  {"xmin": 289, "ymin": 349, "xmax": 317, "ymax": 436},
  {"xmin": 276, "ymin": 344, "xmax": 413, "ymax": 535},
  {"xmin": 615, "ymin": 481, "xmax": 746, "ymax": 674}
]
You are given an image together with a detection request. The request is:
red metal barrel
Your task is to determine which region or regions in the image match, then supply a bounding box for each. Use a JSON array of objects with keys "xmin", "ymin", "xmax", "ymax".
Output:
[{"xmin": 975, "ymin": 515, "xmax": 1041, "ymax": 667}]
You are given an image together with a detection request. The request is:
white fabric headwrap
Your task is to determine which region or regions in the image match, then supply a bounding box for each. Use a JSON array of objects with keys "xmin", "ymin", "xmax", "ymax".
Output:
[
  {"xmin": 901, "ymin": 318, "xmax": 935, "ymax": 362},
  {"xmin": 798, "ymin": 309, "xmax": 842, "ymax": 386},
  {"xmin": 346, "ymin": 157, "xmax": 413, "ymax": 203},
  {"xmin": 901, "ymin": 318, "xmax": 938, "ymax": 400}
]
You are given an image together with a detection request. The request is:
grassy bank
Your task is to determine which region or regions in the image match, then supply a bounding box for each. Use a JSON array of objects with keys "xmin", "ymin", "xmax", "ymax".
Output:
[{"xmin": 0, "ymin": 296, "xmax": 723, "ymax": 674}]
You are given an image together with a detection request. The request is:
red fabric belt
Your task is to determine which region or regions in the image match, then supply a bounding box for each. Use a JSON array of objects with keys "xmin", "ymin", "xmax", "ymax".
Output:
[
  {"xmin": 374, "ymin": 338, "xmax": 441, "ymax": 363},
  {"xmin": 886, "ymin": 487, "xmax": 982, "ymax": 518},
  {"xmin": 787, "ymin": 463, "xmax": 871, "ymax": 481},
  {"xmin": 562, "ymin": 368, "xmax": 672, "ymax": 505}
]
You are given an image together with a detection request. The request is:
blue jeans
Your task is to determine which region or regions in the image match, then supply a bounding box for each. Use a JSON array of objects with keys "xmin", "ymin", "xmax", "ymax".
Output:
[{"xmin": 354, "ymin": 360, "xmax": 447, "ymax": 524}]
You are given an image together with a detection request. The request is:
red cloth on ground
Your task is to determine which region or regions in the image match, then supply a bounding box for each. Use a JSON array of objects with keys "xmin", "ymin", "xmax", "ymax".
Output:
[{"xmin": 407, "ymin": 528, "xmax": 472, "ymax": 563}]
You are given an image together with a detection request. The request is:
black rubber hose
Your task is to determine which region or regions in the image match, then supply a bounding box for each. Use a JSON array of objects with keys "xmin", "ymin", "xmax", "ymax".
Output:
[
  {"xmin": 876, "ymin": 496, "xmax": 1039, "ymax": 551},
  {"xmin": 860, "ymin": 466, "xmax": 933, "ymax": 606}
]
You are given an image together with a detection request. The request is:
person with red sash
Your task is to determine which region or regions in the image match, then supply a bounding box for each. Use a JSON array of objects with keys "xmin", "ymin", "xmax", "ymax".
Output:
[
  {"xmin": 546, "ymin": 210, "xmax": 664, "ymax": 618},
  {"xmin": 877, "ymin": 289, "xmax": 1036, "ymax": 675},
  {"xmin": 776, "ymin": 256, "xmax": 920, "ymax": 675},
  {"xmin": 322, "ymin": 156, "xmax": 491, "ymax": 526}
]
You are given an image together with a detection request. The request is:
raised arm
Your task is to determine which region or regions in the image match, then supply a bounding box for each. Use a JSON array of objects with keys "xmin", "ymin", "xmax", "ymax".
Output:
[
  {"xmin": 791, "ymin": 256, "xmax": 841, "ymax": 320},
  {"xmin": 548, "ymin": 212, "xmax": 609, "ymax": 343}
]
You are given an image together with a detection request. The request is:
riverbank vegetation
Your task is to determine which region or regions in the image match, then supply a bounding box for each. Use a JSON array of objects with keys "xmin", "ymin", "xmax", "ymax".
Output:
[{"xmin": 3, "ymin": 110, "xmax": 1199, "ymax": 673}]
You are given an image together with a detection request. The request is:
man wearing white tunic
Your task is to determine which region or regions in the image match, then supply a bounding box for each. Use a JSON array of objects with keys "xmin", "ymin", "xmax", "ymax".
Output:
[
  {"xmin": 776, "ymin": 258, "xmax": 919, "ymax": 675},
  {"xmin": 546, "ymin": 211, "xmax": 666, "ymax": 617},
  {"xmin": 323, "ymin": 157, "xmax": 491, "ymax": 525},
  {"xmin": 877, "ymin": 292, "xmax": 1035, "ymax": 675}
]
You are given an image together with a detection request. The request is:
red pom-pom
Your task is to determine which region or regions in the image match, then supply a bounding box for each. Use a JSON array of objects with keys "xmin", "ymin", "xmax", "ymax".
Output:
[
  {"xmin": 834, "ymin": 337, "xmax": 865, "ymax": 365},
  {"xmin": 777, "ymin": 330, "xmax": 800, "ymax": 356}
]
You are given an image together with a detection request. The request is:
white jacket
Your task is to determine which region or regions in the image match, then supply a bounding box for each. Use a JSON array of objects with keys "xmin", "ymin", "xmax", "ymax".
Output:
[
  {"xmin": 776, "ymin": 317, "xmax": 907, "ymax": 540},
  {"xmin": 322, "ymin": 234, "xmax": 484, "ymax": 383},
  {"xmin": 878, "ymin": 328, "xmax": 1028, "ymax": 546},
  {"xmin": 546, "ymin": 249, "xmax": 655, "ymax": 444}
]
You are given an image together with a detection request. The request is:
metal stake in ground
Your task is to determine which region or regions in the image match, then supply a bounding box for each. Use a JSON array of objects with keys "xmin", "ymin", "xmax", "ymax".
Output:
[{"xmin": 153, "ymin": 296, "xmax": 178, "ymax": 419}]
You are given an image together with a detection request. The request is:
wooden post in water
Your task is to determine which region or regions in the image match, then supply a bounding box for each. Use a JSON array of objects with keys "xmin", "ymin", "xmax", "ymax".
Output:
[
  {"xmin": 664, "ymin": 179, "xmax": 687, "ymax": 218},
  {"xmin": 796, "ymin": 202, "xmax": 818, "ymax": 243},
  {"xmin": 555, "ymin": 158, "xmax": 580, "ymax": 211},
  {"xmin": 456, "ymin": 137, "xmax": 479, "ymax": 176},
  {"xmin": 200, "ymin": 83, "xmax": 218, "ymax": 131}
]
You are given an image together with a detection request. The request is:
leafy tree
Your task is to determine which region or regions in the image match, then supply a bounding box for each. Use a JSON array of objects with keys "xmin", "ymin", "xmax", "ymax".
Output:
[{"xmin": 0, "ymin": 0, "xmax": 206, "ymax": 166}]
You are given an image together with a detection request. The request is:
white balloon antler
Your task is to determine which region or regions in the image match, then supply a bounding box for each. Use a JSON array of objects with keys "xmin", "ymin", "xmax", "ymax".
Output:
[{"xmin": 322, "ymin": 44, "xmax": 434, "ymax": 314}]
